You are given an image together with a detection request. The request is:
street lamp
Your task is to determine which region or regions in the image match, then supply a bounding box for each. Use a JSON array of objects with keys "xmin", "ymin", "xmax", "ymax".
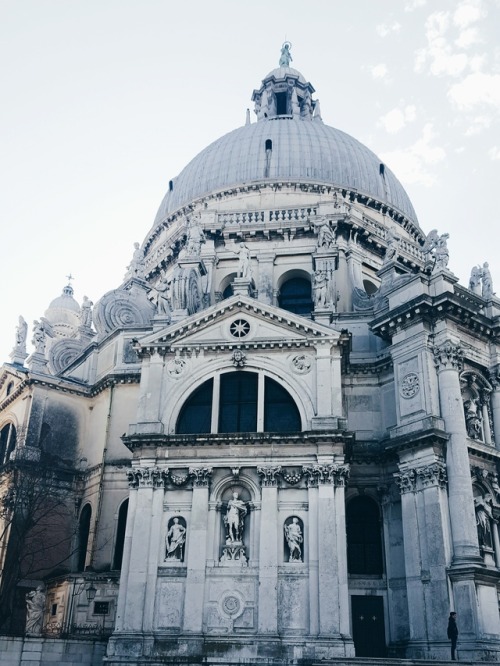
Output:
[{"xmin": 86, "ymin": 583, "xmax": 97, "ymax": 604}]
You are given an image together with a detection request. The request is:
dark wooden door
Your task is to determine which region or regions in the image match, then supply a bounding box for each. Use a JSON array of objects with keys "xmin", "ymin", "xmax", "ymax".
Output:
[{"xmin": 351, "ymin": 595, "xmax": 386, "ymax": 658}]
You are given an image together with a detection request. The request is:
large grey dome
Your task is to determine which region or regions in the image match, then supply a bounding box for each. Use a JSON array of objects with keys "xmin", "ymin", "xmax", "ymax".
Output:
[{"xmin": 154, "ymin": 118, "xmax": 417, "ymax": 226}]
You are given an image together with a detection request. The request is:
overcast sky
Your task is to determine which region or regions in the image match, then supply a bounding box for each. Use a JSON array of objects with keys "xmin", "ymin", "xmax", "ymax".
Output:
[{"xmin": 1, "ymin": 0, "xmax": 499, "ymax": 362}]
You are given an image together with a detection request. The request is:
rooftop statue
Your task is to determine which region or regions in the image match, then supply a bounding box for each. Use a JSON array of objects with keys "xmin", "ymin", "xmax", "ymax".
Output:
[
  {"xmin": 279, "ymin": 42, "xmax": 292, "ymax": 67},
  {"xmin": 422, "ymin": 229, "xmax": 450, "ymax": 272}
]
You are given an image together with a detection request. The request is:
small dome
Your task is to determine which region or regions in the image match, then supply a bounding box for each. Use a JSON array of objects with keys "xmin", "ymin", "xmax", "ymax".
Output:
[
  {"xmin": 264, "ymin": 66, "xmax": 308, "ymax": 85},
  {"xmin": 44, "ymin": 284, "xmax": 81, "ymax": 337}
]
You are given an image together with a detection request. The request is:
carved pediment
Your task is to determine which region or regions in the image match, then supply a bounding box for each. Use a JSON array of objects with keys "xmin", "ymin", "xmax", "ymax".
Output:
[
  {"xmin": 136, "ymin": 295, "xmax": 341, "ymax": 353},
  {"xmin": 0, "ymin": 366, "xmax": 28, "ymax": 405}
]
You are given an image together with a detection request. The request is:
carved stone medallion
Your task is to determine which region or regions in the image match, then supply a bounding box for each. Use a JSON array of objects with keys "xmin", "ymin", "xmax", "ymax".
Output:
[
  {"xmin": 400, "ymin": 372, "xmax": 420, "ymax": 399},
  {"xmin": 291, "ymin": 354, "xmax": 312, "ymax": 374},
  {"xmin": 167, "ymin": 357, "xmax": 187, "ymax": 378}
]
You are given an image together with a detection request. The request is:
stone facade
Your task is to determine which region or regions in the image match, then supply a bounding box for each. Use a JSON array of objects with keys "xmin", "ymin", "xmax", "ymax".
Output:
[{"xmin": 1, "ymin": 48, "xmax": 500, "ymax": 664}]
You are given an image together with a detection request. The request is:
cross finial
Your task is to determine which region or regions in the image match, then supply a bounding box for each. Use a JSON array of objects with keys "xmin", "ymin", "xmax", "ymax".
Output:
[{"xmin": 66, "ymin": 273, "xmax": 74, "ymax": 285}]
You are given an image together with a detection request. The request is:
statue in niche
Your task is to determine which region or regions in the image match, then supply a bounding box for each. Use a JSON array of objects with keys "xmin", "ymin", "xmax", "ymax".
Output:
[
  {"xmin": 316, "ymin": 220, "xmax": 335, "ymax": 249},
  {"xmin": 165, "ymin": 517, "xmax": 186, "ymax": 562},
  {"xmin": 279, "ymin": 42, "xmax": 292, "ymax": 67},
  {"xmin": 25, "ymin": 586, "xmax": 45, "ymax": 636},
  {"xmin": 224, "ymin": 491, "xmax": 247, "ymax": 544},
  {"xmin": 422, "ymin": 229, "xmax": 449, "ymax": 272},
  {"xmin": 290, "ymin": 86, "xmax": 300, "ymax": 116},
  {"xmin": 79, "ymin": 295, "xmax": 93, "ymax": 328},
  {"xmin": 126, "ymin": 242, "xmax": 145, "ymax": 279},
  {"xmin": 464, "ymin": 398, "xmax": 483, "ymax": 439},
  {"xmin": 186, "ymin": 214, "xmax": 205, "ymax": 256},
  {"xmin": 469, "ymin": 265, "xmax": 482, "ymax": 295},
  {"xmin": 475, "ymin": 497, "xmax": 493, "ymax": 550},
  {"xmin": 482, "ymin": 262, "xmax": 493, "ymax": 299},
  {"xmin": 15, "ymin": 315, "xmax": 28, "ymax": 351},
  {"xmin": 149, "ymin": 270, "xmax": 171, "ymax": 316},
  {"xmin": 313, "ymin": 269, "xmax": 328, "ymax": 308},
  {"xmin": 284, "ymin": 517, "xmax": 303, "ymax": 562},
  {"xmin": 236, "ymin": 242, "xmax": 252, "ymax": 280}
]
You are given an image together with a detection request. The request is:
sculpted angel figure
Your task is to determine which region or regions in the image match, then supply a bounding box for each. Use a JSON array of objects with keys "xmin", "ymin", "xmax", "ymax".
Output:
[
  {"xmin": 317, "ymin": 220, "xmax": 335, "ymax": 249},
  {"xmin": 79, "ymin": 296, "xmax": 93, "ymax": 328},
  {"xmin": 224, "ymin": 491, "xmax": 247, "ymax": 543},
  {"xmin": 126, "ymin": 242, "xmax": 145, "ymax": 279},
  {"xmin": 313, "ymin": 270, "xmax": 328, "ymax": 308},
  {"xmin": 422, "ymin": 229, "xmax": 450, "ymax": 271}
]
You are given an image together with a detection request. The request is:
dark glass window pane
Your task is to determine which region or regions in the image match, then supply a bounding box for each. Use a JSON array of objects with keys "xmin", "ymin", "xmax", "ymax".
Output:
[
  {"xmin": 77, "ymin": 504, "xmax": 92, "ymax": 571},
  {"xmin": 278, "ymin": 278, "xmax": 312, "ymax": 315},
  {"xmin": 264, "ymin": 377, "xmax": 301, "ymax": 432},
  {"xmin": 176, "ymin": 379, "xmax": 213, "ymax": 434},
  {"xmin": 219, "ymin": 372, "xmax": 258, "ymax": 433},
  {"xmin": 347, "ymin": 496, "xmax": 383, "ymax": 575},
  {"xmin": 113, "ymin": 499, "xmax": 128, "ymax": 570}
]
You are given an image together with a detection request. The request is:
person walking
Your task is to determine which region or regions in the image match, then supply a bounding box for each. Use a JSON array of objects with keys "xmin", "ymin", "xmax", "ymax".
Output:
[{"xmin": 447, "ymin": 611, "xmax": 459, "ymax": 660}]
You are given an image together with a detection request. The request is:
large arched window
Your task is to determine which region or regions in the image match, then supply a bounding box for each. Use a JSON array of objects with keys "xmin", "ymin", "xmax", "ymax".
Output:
[
  {"xmin": 346, "ymin": 496, "xmax": 383, "ymax": 575},
  {"xmin": 113, "ymin": 499, "xmax": 129, "ymax": 570},
  {"xmin": 0, "ymin": 423, "xmax": 17, "ymax": 466},
  {"xmin": 278, "ymin": 278, "xmax": 312, "ymax": 316},
  {"xmin": 177, "ymin": 372, "xmax": 301, "ymax": 434},
  {"xmin": 77, "ymin": 504, "xmax": 92, "ymax": 572}
]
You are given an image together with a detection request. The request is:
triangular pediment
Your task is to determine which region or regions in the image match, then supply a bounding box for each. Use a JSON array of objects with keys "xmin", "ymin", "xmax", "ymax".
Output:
[
  {"xmin": 137, "ymin": 295, "xmax": 341, "ymax": 352},
  {"xmin": 0, "ymin": 364, "xmax": 28, "ymax": 405}
]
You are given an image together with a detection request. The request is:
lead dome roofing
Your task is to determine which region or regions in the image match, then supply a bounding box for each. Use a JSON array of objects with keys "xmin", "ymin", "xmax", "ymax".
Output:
[
  {"xmin": 154, "ymin": 59, "xmax": 418, "ymax": 228},
  {"xmin": 154, "ymin": 119, "xmax": 418, "ymax": 227}
]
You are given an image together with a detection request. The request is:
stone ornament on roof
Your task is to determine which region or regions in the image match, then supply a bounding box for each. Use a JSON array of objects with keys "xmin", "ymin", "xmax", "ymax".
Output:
[{"xmin": 422, "ymin": 229, "xmax": 450, "ymax": 273}]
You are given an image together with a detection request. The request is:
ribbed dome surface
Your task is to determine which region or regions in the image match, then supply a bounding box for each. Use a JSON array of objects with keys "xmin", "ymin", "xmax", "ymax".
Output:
[{"xmin": 154, "ymin": 118, "xmax": 418, "ymax": 226}]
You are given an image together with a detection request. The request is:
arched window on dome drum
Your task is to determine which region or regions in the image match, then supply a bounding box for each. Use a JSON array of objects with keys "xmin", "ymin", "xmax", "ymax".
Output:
[
  {"xmin": 0, "ymin": 423, "xmax": 17, "ymax": 466},
  {"xmin": 346, "ymin": 496, "xmax": 383, "ymax": 575},
  {"xmin": 77, "ymin": 504, "xmax": 92, "ymax": 572},
  {"xmin": 176, "ymin": 372, "xmax": 301, "ymax": 434},
  {"xmin": 112, "ymin": 499, "xmax": 129, "ymax": 570},
  {"xmin": 278, "ymin": 278, "xmax": 313, "ymax": 316}
]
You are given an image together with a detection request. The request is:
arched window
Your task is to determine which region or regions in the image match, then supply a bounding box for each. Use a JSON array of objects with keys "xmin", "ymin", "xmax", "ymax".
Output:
[
  {"xmin": 346, "ymin": 496, "xmax": 383, "ymax": 575},
  {"xmin": 112, "ymin": 499, "xmax": 129, "ymax": 570},
  {"xmin": 176, "ymin": 372, "xmax": 301, "ymax": 435},
  {"xmin": 0, "ymin": 423, "xmax": 17, "ymax": 466},
  {"xmin": 278, "ymin": 278, "xmax": 312, "ymax": 316},
  {"xmin": 77, "ymin": 504, "xmax": 92, "ymax": 572}
]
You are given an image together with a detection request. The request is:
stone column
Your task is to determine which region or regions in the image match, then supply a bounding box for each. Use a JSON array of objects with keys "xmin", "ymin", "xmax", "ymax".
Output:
[
  {"xmin": 136, "ymin": 351, "xmax": 165, "ymax": 425},
  {"xmin": 304, "ymin": 463, "xmax": 350, "ymax": 638},
  {"xmin": 120, "ymin": 466, "xmax": 163, "ymax": 631},
  {"xmin": 488, "ymin": 368, "xmax": 500, "ymax": 451},
  {"xmin": 183, "ymin": 466, "xmax": 212, "ymax": 633},
  {"xmin": 142, "ymin": 470, "xmax": 167, "ymax": 631},
  {"xmin": 114, "ymin": 479, "xmax": 138, "ymax": 631},
  {"xmin": 307, "ymin": 481, "xmax": 319, "ymax": 636},
  {"xmin": 257, "ymin": 466, "xmax": 281, "ymax": 635},
  {"xmin": 433, "ymin": 341, "xmax": 481, "ymax": 563},
  {"xmin": 395, "ymin": 458, "xmax": 451, "ymax": 654}
]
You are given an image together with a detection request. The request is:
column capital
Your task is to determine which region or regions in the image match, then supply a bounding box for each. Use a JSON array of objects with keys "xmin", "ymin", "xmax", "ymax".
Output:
[
  {"xmin": 257, "ymin": 465, "xmax": 282, "ymax": 487},
  {"xmin": 127, "ymin": 466, "xmax": 168, "ymax": 489},
  {"xmin": 189, "ymin": 466, "xmax": 213, "ymax": 487},
  {"xmin": 302, "ymin": 463, "xmax": 350, "ymax": 487},
  {"xmin": 433, "ymin": 341, "xmax": 463, "ymax": 372},
  {"xmin": 395, "ymin": 461, "xmax": 447, "ymax": 494}
]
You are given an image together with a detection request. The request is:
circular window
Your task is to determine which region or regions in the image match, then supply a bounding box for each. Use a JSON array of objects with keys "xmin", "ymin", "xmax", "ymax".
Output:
[{"xmin": 230, "ymin": 319, "xmax": 250, "ymax": 338}]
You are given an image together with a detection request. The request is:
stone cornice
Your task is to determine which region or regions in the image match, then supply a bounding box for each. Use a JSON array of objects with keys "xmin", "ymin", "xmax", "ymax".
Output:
[
  {"xmin": 122, "ymin": 429, "xmax": 353, "ymax": 452},
  {"xmin": 371, "ymin": 284, "xmax": 497, "ymax": 343}
]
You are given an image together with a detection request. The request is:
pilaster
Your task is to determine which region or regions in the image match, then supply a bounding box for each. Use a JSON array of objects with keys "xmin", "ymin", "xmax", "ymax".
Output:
[
  {"xmin": 257, "ymin": 466, "xmax": 281, "ymax": 634},
  {"xmin": 183, "ymin": 466, "xmax": 212, "ymax": 633}
]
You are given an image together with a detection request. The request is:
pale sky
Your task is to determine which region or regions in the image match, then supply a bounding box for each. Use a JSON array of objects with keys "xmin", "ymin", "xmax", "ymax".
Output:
[{"xmin": 1, "ymin": 0, "xmax": 500, "ymax": 362}]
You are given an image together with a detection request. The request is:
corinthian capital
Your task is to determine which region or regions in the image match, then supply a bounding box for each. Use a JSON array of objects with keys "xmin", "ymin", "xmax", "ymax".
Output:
[
  {"xmin": 433, "ymin": 341, "xmax": 463, "ymax": 372},
  {"xmin": 302, "ymin": 463, "xmax": 350, "ymax": 487},
  {"xmin": 189, "ymin": 466, "xmax": 213, "ymax": 487},
  {"xmin": 257, "ymin": 466, "xmax": 282, "ymax": 487}
]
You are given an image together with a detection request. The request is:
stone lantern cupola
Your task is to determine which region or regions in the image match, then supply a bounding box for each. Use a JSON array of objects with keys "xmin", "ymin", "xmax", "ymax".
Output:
[{"xmin": 252, "ymin": 43, "xmax": 319, "ymax": 120}]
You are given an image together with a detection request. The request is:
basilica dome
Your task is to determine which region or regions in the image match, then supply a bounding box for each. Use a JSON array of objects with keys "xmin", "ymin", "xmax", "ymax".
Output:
[{"xmin": 154, "ymin": 63, "xmax": 418, "ymax": 229}]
